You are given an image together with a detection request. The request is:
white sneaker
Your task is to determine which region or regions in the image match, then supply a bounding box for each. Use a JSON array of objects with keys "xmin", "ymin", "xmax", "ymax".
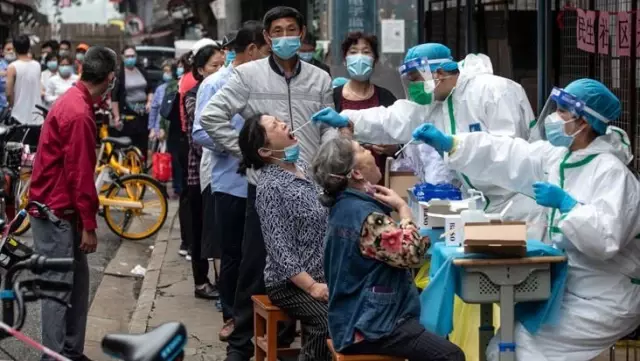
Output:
[
  {"xmin": 178, "ymin": 249, "xmax": 188, "ymax": 256},
  {"xmin": 186, "ymin": 254, "xmax": 192, "ymax": 261}
]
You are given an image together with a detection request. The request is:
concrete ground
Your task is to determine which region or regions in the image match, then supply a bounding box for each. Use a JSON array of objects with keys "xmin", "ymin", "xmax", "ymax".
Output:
[
  {"xmin": 0, "ymin": 200, "xmax": 177, "ymax": 361},
  {"xmin": 130, "ymin": 207, "xmax": 226, "ymax": 361}
]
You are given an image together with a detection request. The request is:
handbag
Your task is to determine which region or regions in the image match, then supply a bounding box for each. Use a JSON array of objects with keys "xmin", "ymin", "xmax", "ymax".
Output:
[{"xmin": 152, "ymin": 141, "xmax": 172, "ymax": 183}]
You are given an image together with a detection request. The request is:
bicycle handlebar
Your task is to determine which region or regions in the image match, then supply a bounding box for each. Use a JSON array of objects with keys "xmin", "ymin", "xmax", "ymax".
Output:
[{"xmin": 26, "ymin": 200, "xmax": 61, "ymax": 226}]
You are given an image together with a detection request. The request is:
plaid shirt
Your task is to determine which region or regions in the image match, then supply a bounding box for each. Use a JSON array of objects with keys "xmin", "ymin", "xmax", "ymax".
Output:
[{"xmin": 184, "ymin": 85, "xmax": 203, "ymax": 186}]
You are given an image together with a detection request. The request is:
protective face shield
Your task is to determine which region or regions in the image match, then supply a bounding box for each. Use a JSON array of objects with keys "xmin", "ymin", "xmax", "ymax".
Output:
[
  {"xmin": 535, "ymin": 87, "xmax": 612, "ymax": 143},
  {"xmin": 398, "ymin": 57, "xmax": 435, "ymax": 105}
]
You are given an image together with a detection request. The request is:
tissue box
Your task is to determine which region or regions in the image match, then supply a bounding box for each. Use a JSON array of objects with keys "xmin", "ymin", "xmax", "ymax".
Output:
[{"xmin": 407, "ymin": 188, "xmax": 473, "ymax": 229}]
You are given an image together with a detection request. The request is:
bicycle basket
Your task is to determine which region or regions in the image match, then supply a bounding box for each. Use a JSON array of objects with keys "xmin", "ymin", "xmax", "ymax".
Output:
[
  {"xmin": 4, "ymin": 142, "xmax": 22, "ymax": 170},
  {"xmin": 0, "ymin": 236, "xmax": 33, "ymax": 270}
]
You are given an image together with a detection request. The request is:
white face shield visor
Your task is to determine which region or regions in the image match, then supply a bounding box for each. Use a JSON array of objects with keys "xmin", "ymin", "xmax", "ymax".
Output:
[
  {"xmin": 398, "ymin": 57, "xmax": 436, "ymax": 106},
  {"xmin": 533, "ymin": 87, "xmax": 611, "ymax": 141}
]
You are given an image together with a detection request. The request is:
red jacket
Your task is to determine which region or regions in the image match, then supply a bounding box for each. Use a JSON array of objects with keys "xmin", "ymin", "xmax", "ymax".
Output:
[
  {"xmin": 29, "ymin": 82, "xmax": 99, "ymax": 230},
  {"xmin": 179, "ymin": 72, "xmax": 197, "ymax": 132}
]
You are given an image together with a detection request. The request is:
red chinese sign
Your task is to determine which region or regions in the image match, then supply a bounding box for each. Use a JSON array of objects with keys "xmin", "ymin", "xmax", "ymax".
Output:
[
  {"xmin": 598, "ymin": 11, "xmax": 610, "ymax": 54},
  {"xmin": 617, "ymin": 11, "xmax": 631, "ymax": 56},
  {"xmin": 576, "ymin": 8, "xmax": 596, "ymax": 53}
]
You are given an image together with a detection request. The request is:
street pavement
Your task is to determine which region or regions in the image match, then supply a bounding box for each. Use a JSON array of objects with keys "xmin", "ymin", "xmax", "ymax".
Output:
[
  {"xmin": 0, "ymin": 218, "xmax": 124, "ymax": 361},
  {"xmin": 141, "ymin": 214, "xmax": 226, "ymax": 361}
]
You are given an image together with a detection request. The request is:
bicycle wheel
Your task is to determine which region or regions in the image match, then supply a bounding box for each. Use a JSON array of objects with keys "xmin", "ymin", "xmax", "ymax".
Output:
[
  {"xmin": 103, "ymin": 174, "xmax": 168, "ymax": 240},
  {"xmin": 13, "ymin": 172, "xmax": 31, "ymax": 235},
  {"xmin": 123, "ymin": 147, "xmax": 145, "ymax": 174}
]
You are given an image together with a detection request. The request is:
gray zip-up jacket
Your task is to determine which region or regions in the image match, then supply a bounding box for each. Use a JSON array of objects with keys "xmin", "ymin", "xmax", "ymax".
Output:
[{"xmin": 199, "ymin": 56, "xmax": 336, "ymax": 185}]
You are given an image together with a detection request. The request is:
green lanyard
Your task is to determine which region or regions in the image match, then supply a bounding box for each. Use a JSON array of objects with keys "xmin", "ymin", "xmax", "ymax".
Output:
[
  {"xmin": 446, "ymin": 96, "xmax": 491, "ymax": 211},
  {"xmin": 547, "ymin": 152, "xmax": 598, "ymax": 239}
]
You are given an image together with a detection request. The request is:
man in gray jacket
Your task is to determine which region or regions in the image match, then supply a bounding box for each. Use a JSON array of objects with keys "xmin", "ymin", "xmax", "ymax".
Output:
[{"xmin": 199, "ymin": 6, "xmax": 335, "ymax": 361}]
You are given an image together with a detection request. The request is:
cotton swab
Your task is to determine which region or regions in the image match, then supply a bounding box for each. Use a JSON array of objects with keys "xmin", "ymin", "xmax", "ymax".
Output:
[{"xmin": 395, "ymin": 139, "xmax": 417, "ymax": 157}]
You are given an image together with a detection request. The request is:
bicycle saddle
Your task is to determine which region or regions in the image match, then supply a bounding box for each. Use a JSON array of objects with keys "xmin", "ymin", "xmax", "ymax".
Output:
[
  {"xmin": 102, "ymin": 136, "xmax": 132, "ymax": 148},
  {"xmin": 101, "ymin": 322, "xmax": 187, "ymax": 361}
]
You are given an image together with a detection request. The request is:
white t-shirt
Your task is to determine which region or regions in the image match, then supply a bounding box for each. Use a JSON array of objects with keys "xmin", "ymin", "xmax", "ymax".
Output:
[
  {"xmin": 41, "ymin": 69, "xmax": 55, "ymax": 89},
  {"xmin": 10, "ymin": 59, "xmax": 42, "ymax": 125},
  {"xmin": 44, "ymin": 74, "xmax": 78, "ymax": 106}
]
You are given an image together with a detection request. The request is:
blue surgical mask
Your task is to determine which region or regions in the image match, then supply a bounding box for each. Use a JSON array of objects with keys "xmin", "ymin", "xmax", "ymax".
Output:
[
  {"xmin": 124, "ymin": 57, "xmax": 137, "ymax": 68},
  {"xmin": 225, "ymin": 51, "xmax": 236, "ymax": 66},
  {"xmin": 176, "ymin": 67, "xmax": 184, "ymax": 77},
  {"xmin": 298, "ymin": 52, "xmax": 314, "ymax": 62},
  {"xmin": 264, "ymin": 143, "xmax": 300, "ymax": 163},
  {"xmin": 271, "ymin": 36, "xmax": 301, "ymax": 60},
  {"xmin": 47, "ymin": 61, "xmax": 58, "ymax": 71},
  {"xmin": 58, "ymin": 65, "xmax": 73, "ymax": 77},
  {"xmin": 346, "ymin": 54, "xmax": 374, "ymax": 81},
  {"xmin": 162, "ymin": 73, "xmax": 173, "ymax": 82},
  {"xmin": 75, "ymin": 53, "xmax": 85, "ymax": 62},
  {"xmin": 544, "ymin": 113, "xmax": 583, "ymax": 148}
]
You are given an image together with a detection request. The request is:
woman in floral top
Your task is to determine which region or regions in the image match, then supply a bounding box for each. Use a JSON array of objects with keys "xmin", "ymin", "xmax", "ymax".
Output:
[{"xmin": 311, "ymin": 136, "xmax": 464, "ymax": 361}]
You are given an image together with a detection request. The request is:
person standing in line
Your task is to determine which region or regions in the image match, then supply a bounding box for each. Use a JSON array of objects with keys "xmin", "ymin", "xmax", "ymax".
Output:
[
  {"xmin": 333, "ymin": 31, "xmax": 399, "ymax": 185},
  {"xmin": 41, "ymin": 52, "xmax": 58, "ymax": 94},
  {"xmin": 184, "ymin": 44, "xmax": 225, "ymax": 301},
  {"xmin": 6, "ymin": 34, "xmax": 42, "ymax": 125},
  {"xmin": 74, "ymin": 43, "xmax": 89, "ymax": 76},
  {"xmin": 111, "ymin": 45, "xmax": 153, "ymax": 157},
  {"xmin": 59, "ymin": 40, "xmax": 71, "ymax": 56},
  {"xmin": 44, "ymin": 53, "xmax": 79, "ymax": 106},
  {"xmin": 174, "ymin": 39, "xmax": 217, "ymax": 259},
  {"xmin": 193, "ymin": 20, "xmax": 271, "ymax": 342},
  {"xmin": 0, "ymin": 39, "xmax": 14, "ymax": 114},
  {"xmin": 299, "ymin": 32, "xmax": 331, "ymax": 76},
  {"xmin": 29, "ymin": 46, "xmax": 117, "ymax": 361},
  {"xmin": 199, "ymin": 7, "xmax": 339, "ymax": 361}
]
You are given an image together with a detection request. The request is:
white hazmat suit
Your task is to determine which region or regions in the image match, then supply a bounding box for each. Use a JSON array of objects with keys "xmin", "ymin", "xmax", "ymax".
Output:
[
  {"xmin": 343, "ymin": 54, "xmax": 546, "ymax": 238},
  {"xmin": 443, "ymin": 126, "xmax": 640, "ymax": 361}
]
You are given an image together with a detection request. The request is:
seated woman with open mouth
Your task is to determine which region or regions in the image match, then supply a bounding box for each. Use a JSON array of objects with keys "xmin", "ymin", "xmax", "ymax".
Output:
[{"xmin": 238, "ymin": 113, "xmax": 331, "ymax": 361}]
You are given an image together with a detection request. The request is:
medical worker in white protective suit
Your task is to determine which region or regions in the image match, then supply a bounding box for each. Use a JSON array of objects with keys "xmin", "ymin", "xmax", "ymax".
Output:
[
  {"xmin": 412, "ymin": 78, "xmax": 640, "ymax": 361},
  {"xmin": 311, "ymin": 43, "xmax": 547, "ymax": 239}
]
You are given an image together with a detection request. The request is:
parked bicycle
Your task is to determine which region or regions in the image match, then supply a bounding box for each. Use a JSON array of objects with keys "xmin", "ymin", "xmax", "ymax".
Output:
[{"xmin": 0, "ymin": 202, "xmax": 187, "ymax": 361}]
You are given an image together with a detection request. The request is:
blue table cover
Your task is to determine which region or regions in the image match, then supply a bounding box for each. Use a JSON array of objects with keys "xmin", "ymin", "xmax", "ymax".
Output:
[{"xmin": 419, "ymin": 240, "xmax": 568, "ymax": 337}]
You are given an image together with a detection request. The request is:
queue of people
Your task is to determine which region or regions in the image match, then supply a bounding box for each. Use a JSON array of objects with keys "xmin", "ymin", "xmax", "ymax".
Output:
[{"xmin": 16, "ymin": 3, "xmax": 640, "ymax": 361}]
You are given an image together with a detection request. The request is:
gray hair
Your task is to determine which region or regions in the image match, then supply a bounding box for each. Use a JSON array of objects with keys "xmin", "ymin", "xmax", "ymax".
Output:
[{"xmin": 311, "ymin": 136, "xmax": 356, "ymax": 207}]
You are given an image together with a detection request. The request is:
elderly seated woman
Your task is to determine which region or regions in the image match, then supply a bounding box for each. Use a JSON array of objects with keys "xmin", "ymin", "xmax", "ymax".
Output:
[
  {"xmin": 311, "ymin": 136, "xmax": 465, "ymax": 361},
  {"xmin": 238, "ymin": 114, "xmax": 331, "ymax": 361}
]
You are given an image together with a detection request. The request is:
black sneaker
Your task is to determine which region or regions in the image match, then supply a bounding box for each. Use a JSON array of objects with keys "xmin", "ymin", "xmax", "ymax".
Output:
[{"xmin": 195, "ymin": 283, "xmax": 219, "ymax": 300}]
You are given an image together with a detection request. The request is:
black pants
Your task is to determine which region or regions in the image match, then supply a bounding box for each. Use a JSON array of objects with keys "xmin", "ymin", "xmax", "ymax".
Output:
[
  {"xmin": 267, "ymin": 282, "xmax": 330, "ymax": 361},
  {"xmin": 201, "ymin": 186, "xmax": 220, "ymax": 260},
  {"xmin": 226, "ymin": 184, "xmax": 296, "ymax": 361},
  {"xmin": 188, "ymin": 185, "xmax": 210, "ymax": 286},
  {"xmin": 214, "ymin": 192, "xmax": 246, "ymax": 322},
  {"xmin": 175, "ymin": 134, "xmax": 189, "ymax": 247},
  {"xmin": 342, "ymin": 318, "xmax": 465, "ymax": 361}
]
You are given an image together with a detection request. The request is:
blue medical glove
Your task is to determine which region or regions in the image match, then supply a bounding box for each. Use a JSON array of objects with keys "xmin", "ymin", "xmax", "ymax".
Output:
[
  {"xmin": 532, "ymin": 182, "xmax": 578, "ymax": 213},
  {"xmin": 411, "ymin": 123, "xmax": 454, "ymax": 152},
  {"xmin": 311, "ymin": 107, "xmax": 349, "ymax": 128}
]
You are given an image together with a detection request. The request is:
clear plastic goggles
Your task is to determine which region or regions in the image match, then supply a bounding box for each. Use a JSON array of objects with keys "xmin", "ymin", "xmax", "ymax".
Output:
[
  {"xmin": 532, "ymin": 87, "xmax": 611, "ymax": 141},
  {"xmin": 398, "ymin": 57, "xmax": 436, "ymax": 103}
]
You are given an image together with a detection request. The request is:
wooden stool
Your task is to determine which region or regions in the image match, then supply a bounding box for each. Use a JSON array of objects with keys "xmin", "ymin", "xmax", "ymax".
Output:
[
  {"xmin": 252, "ymin": 295, "xmax": 300, "ymax": 361},
  {"xmin": 327, "ymin": 339, "xmax": 405, "ymax": 361}
]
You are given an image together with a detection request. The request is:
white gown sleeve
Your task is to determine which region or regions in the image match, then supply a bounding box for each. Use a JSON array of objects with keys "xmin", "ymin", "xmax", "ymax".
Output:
[
  {"xmin": 344, "ymin": 99, "xmax": 428, "ymax": 145},
  {"xmin": 559, "ymin": 160, "xmax": 640, "ymax": 260},
  {"xmin": 447, "ymin": 133, "xmax": 562, "ymax": 198}
]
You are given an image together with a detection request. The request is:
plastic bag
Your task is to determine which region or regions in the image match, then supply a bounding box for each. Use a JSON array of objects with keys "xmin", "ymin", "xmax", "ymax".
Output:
[{"xmin": 152, "ymin": 141, "xmax": 172, "ymax": 182}]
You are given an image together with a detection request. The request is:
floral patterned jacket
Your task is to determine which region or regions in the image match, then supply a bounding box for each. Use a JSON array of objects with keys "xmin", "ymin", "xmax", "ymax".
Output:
[{"xmin": 359, "ymin": 213, "xmax": 429, "ymax": 268}]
